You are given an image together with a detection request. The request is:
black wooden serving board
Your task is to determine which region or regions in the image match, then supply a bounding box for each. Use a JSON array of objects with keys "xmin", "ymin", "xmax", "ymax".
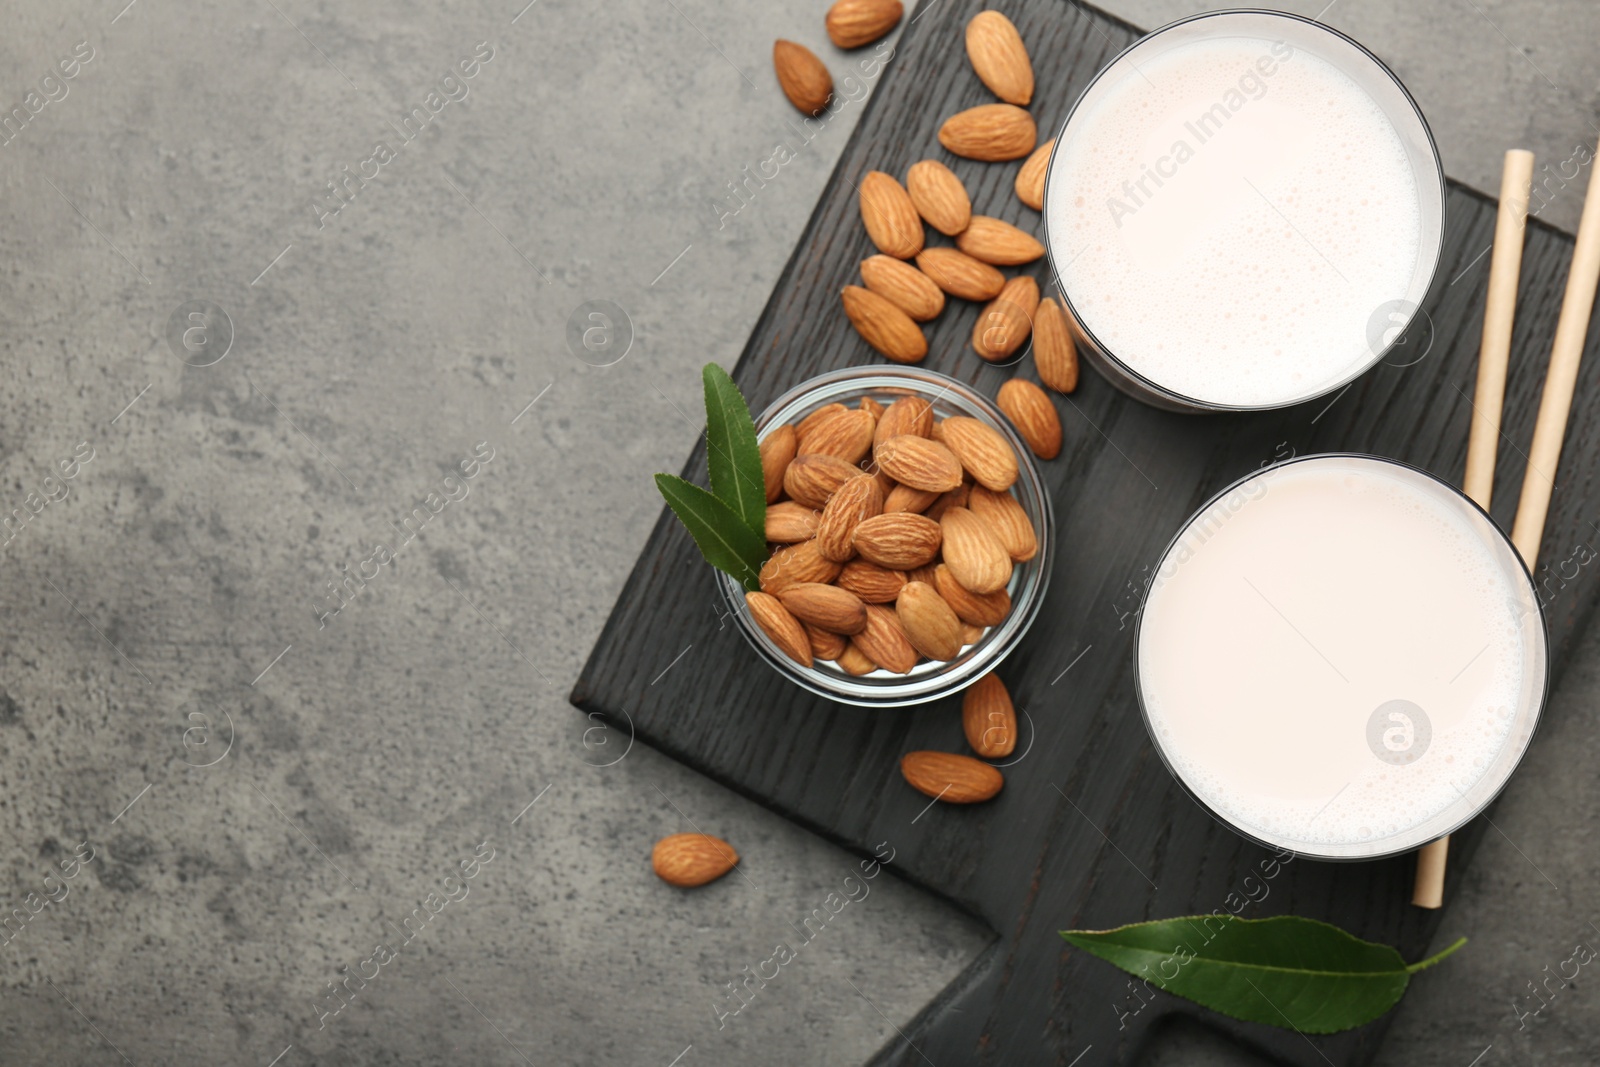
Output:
[{"xmin": 573, "ymin": 2, "xmax": 1600, "ymax": 1063}]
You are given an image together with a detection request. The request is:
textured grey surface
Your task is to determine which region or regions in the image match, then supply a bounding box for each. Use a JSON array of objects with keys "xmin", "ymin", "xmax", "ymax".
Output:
[{"xmin": 0, "ymin": 0, "xmax": 1596, "ymax": 1065}]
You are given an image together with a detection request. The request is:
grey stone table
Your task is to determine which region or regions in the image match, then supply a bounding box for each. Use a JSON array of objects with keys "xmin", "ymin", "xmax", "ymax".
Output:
[{"xmin": 0, "ymin": 0, "xmax": 1593, "ymax": 1065}]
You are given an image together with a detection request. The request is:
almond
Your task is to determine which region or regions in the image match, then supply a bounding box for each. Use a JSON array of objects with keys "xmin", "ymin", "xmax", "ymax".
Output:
[
  {"xmin": 960, "ymin": 622, "xmax": 985, "ymax": 646},
  {"xmin": 797, "ymin": 403, "xmax": 846, "ymax": 439},
  {"xmin": 745, "ymin": 591, "xmax": 812, "ymax": 666},
  {"xmin": 798, "ymin": 406, "xmax": 875, "ymax": 464},
  {"xmin": 996, "ymin": 379, "xmax": 1061, "ymax": 460},
  {"xmin": 934, "ymin": 563, "xmax": 1011, "ymax": 626},
  {"xmin": 860, "ymin": 254, "xmax": 945, "ymax": 322},
  {"xmin": 940, "ymin": 506, "xmax": 1013, "ymax": 594},
  {"xmin": 1015, "ymin": 138, "xmax": 1053, "ymax": 210},
  {"xmin": 653, "ymin": 832, "xmax": 740, "ymax": 887},
  {"xmin": 900, "ymin": 751, "xmax": 1003, "ymax": 803},
  {"xmin": 816, "ymin": 473, "xmax": 884, "ymax": 561},
  {"xmin": 773, "ymin": 40, "xmax": 833, "ymax": 117},
  {"xmin": 873, "ymin": 395, "xmax": 934, "ymax": 447},
  {"xmin": 806, "ymin": 622, "xmax": 848, "ymax": 661},
  {"xmin": 1032, "ymin": 297, "xmax": 1080, "ymax": 393},
  {"xmin": 766, "ymin": 500, "xmax": 821, "ymax": 543},
  {"xmin": 924, "ymin": 481, "xmax": 970, "ymax": 522},
  {"xmin": 835, "ymin": 560, "xmax": 908, "ymax": 603},
  {"xmin": 907, "ymin": 563, "xmax": 940, "ymax": 586},
  {"xmin": 883, "ymin": 483, "xmax": 940, "ymax": 514},
  {"xmin": 905, "ymin": 160, "xmax": 972, "ymax": 236},
  {"xmin": 874, "ymin": 435, "xmax": 964, "ymax": 492},
  {"xmin": 965, "ymin": 11, "xmax": 1033, "ymax": 106},
  {"xmin": 938, "ymin": 103, "xmax": 1036, "ymax": 162},
  {"xmin": 968, "ymin": 485, "xmax": 1038, "ymax": 562},
  {"xmin": 836, "ymin": 643, "xmax": 879, "ymax": 675},
  {"xmin": 778, "ymin": 582, "xmax": 868, "ymax": 635},
  {"xmin": 962, "ymin": 672, "xmax": 1016, "ymax": 758},
  {"xmin": 957, "ymin": 216, "xmax": 1045, "ymax": 265},
  {"xmin": 852, "ymin": 512, "xmax": 942, "ymax": 569},
  {"xmin": 783, "ymin": 453, "xmax": 862, "ymax": 510},
  {"xmin": 973, "ymin": 275, "xmax": 1039, "ymax": 361},
  {"xmin": 855, "ymin": 604, "xmax": 919, "ymax": 674},
  {"xmin": 859, "ymin": 171, "xmax": 924, "ymax": 259},
  {"xmin": 841, "ymin": 285, "xmax": 928, "ymax": 364},
  {"xmin": 759, "ymin": 423, "xmax": 797, "ymax": 503},
  {"xmin": 759, "ymin": 539, "xmax": 844, "ymax": 594},
  {"xmin": 915, "ymin": 248, "xmax": 1005, "ymax": 301},
  {"xmin": 826, "ymin": 0, "xmax": 902, "ymax": 49},
  {"xmin": 860, "ymin": 395, "xmax": 885, "ymax": 421},
  {"xmin": 896, "ymin": 581, "xmax": 963, "ymax": 661},
  {"xmin": 940, "ymin": 416, "xmax": 1019, "ymax": 491}
]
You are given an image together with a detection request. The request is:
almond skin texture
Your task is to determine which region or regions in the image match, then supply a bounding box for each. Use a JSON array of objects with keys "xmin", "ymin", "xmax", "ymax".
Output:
[
  {"xmin": 873, "ymin": 395, "xmax": 935, "ymax": 447},
  {"xmin": 915, "ymin": 248, "xmax": 1006, "ymax": 301},
  {"xmin": 896, "ymin": 581, "xmax": 963, "ymax": 661},
  {"xmin": 965, "ymin": 11, "xmax": 1033, "ymax": 105},
  {"xmin": 940, "ymin": 416, "xmax": 1019, "ymax": 491},
  {"xmin": 773, "ymin": 40, "xmax": 833, "ymax": 117},
  {"xmin": 835, "ymin": 560, "xmax": 908, "ymax": 603},
  {"xmin": 759, "ymin": 423, "xmax": 797, "ymax": 503},
  {"xmin": 765, "ymin": 500, "xmax": 821, "ymax": 543},
  {"xmin": 841, "ymin": 285, "xmax": 928, "ymax": 364},
  {"xmin": 852, "ymin": 512, "xmax": 942, "ymax": 569},
  {"xmin": 905, "ymin": 160, "xmax": 972, "ymax": 236},
  {"xmin": 940, "ymin": 506, "xmax": 1013, "ymax": 594},
  {"xmin": 855, "ymin": 604, "xmax": 919, "ymax": 673},
  {"xmin": 778, "ymin": 582, "xmax": 868, "ymax": 635},
  {"xmin": 938, "ymin": 103, "xmax": 1036, "ymax": 162},
  {"xmin": 900, "ymin": 751, "xmax": 1004, "ymax": 803},
  {"xmin": 798, "ymin": 406, "xmax": 875, "ymax": 464},
  {"xmin": 875, "ymin": 435, "xmax": 964, "ymax": 492},
  {"xmin": 836, "ymin": 643, "xmax": 879, "ymax": 675},
  {"xmin": 860, "ymin": 254, "xmax": 945, "ymax": 322},
  {"xmin": 806, "ymin": 622, "xmax": 848, "ymax": 661},
  {"xmin": 653, "ymin": 833, "xmax": 740, "ymax": 888},
  {"xmin": 996, "ymin": 379, "xmax": 1061, "ymax": 460},
  {"xmin": 783, "ymin": 452, "xmax": 863, "ymax": 509},
  {"xmin": 826, "ymin": 0, "xmax": 902, "ymax": 48},
  {"xmin": 968, "ymin": 485, "xmax": 1038, "ymax": 562},
  {"xmin": 859, "ymin": 171, "xmax": 924, "ymax": 259},
  {"xmin": 973, "ymin": 275, "xmax": 1039, "ymax": 362},
  {"xmin": 1032, "ymin": 297, "xmax": 1080, "ymax": 393},
  {"xmin": 1015, "ymin": 138, "xmax": 1053, "ymax": 210},
  {"xmin": 883, "ymin": 483, "xmax": 941, "ymax": 514},
  {"xmin": 957, "ymin": 216, "xmax": 1045, "ymax": 266},
  {"xmin": 934, "ymin": 562, "xmax": 1012, "ymax": 626},
  {"xmin": 745, "ymin": 591, "xmax": 812, "ymax": 666},
  {"xmin": 962, "ymin": 673, "xmax": 1016, "ymax": 758},
  {"xmin": 760, "ymin": 540, "xmax": 844, "ymax": 594},
  {"xmin": 816, "ymin": 473, "xmax": 884, "ymax": 562}
]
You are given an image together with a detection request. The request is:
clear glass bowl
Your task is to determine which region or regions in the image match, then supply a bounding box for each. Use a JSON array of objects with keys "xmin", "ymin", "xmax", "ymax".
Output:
[{"xmin": 718, "ymin": 366, "xmax": 1055, "ymax": 708}]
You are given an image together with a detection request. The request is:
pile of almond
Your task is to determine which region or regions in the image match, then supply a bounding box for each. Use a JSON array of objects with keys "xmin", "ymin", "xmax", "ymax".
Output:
[{"xmin": 747, "ymin": 392, "xmax": 1037, "ymax": 676}]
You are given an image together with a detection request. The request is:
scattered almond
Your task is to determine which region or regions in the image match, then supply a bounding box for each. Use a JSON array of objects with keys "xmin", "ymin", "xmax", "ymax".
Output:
[
  {"xmin": 1032, "ymin": 297, "xmax": 1080, "ymax": 393},
  {"xmin": 900, "ymin": 751, "xmax": 1003, "ymax": 802},
  {"xmin": 996, "ymin": 379, "xmax": 1060, "ymax": 460},
  {"xmin": 859, "ymin": 171, "xmax": 924, "ymax": 259},
  {"xmin": 835, "ymin": 560, "xmax": 908, "ymax": 603},
  {"xmin": 852, "ymin": 512, "xmax": 942, "ymax": 569},
  {"xmin": 965, "ymin": 11, "xmax": 1033, "ymax": 106},
  {"xmin": 841, "ymin": 285, "xmax": 928, "ymax": 364},
  {"xmin": 968, "ymin": 485, "xmax": 1038, "ymax": 562},
  {"xmin": 779, "ymin": 582, "xmax": 869, "ymax": 635},
  {"xmin": 874, "ymin": 435, "xmax": 964, "ymax": 492},
  {"xmin": 860, "ymin": 254, "xmax": 945, "ymax": 322},
  {"xmin": 783, "ymin": 452, "xmax": 864, "ymax": 509},
  {"xmin": 745, "ymin": 591, "xmax": 813, "ymax": 666},
  {"xmin": 940, "ymin": 506, "xmax": 1013, "ymax": 594},
  {"xmin": 816, "ymin": 473, "xmax": 884, "ymax": 561},
  {"xmin": 773, "ymin": 40, "xmax": 833, "ymax": 117},
  {"xmin": 826, "ymin": 0, "xmax": 902, "ymax": 49},
  {"xmin": 760, "ymin": 539, "xmax": 844, "ymax": 594},
  {"xmin": 874, "ymin": 395, "xmax": 934, "ymax": 446},
  {"xmin": 915, "ymin": 248, "xmax": 1006, "ymax": 301},
  {"xmin": 766, "ymin": 500, "xmax": 821, "ymax": 543},
  {"xmin": 973, "ymin": 275, "xmax": 1039, "ymax": 362},
  {"xmin": 855, "ymin": 604, "xmax": 919, "ymax": 674},
  {"xmin": 905, "ymin": 160, "xmax": 972, "ymax": 236},
  {"xmin": 799, "ymin": 406, "xmax": 876, "ymax": 464},
  {"xmin": 896, "ymin": 581, "xmax": 963, "ymax": 661},
  {"xmin": 940, "ymin": 416, "xmax": 1019, "ymax": 491},
  {"xmin": 934, "ymin": 563, "xmax": 1011, "ymax": 626},
  {"xmin": 653, "ymin": 833, "xmax": 740, "ymax": 888},
  {"xmin": 760, "ymin": 424, "xmax": 797, "ymax": 504},
  {"xmin": 962, "ymin": 673, "xmax": 1016, "ymax": 758},
  {"xmin": 1015, "ymin": 138, "xmax": 1053, "ymax": 210},
  {"xmin": 938, "ymin": 103, "xmax": 1036, "ymax": 162},
  {"xmin": 957, "ymin": 216, "xmax": 1045, "ymax": 265}
]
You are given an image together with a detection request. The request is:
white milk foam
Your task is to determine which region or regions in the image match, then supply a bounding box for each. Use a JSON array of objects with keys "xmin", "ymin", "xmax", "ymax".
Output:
[
  {"xmin": 1138, "ymin": 458, "xmax": 1535, "ymax": 849},
  {"xmin": 1049, "ymin": 36, "xmax": 1422, "ymax": 407}
]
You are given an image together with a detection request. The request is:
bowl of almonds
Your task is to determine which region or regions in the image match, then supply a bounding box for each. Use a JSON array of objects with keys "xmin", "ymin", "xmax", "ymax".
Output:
[{"xmin": 722, "ymin": 364, "xmax": 1053, "ymax": 706}]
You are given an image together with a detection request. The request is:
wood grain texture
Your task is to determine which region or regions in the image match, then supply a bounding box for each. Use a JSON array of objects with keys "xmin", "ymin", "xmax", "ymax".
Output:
[{"xmin": 573, "ymin": 2, "xmax": 1600, "ymax": 1063}]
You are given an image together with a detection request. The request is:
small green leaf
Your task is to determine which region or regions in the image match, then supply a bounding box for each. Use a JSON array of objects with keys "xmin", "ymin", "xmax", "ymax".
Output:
[
  {"xmin": 655, "ymin": 474, "xmax": 766, "ymax": 592},
  {"xmin": 1060, "ymin": 915, "xmax": 1464, "ymax": 1034},
  {"xmin": 701, "ymin": 363, "xmax": 766, "ymax": 542}
]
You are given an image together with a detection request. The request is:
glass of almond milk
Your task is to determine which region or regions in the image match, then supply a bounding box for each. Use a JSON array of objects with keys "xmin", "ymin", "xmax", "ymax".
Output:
[
  {"xmin": 1043, "ymin": 11, "xmax": 1445, "ymax": 412},
  {"xmin": 1137, "ymin": 455, "xmax": 1547, "ymax": 859}
]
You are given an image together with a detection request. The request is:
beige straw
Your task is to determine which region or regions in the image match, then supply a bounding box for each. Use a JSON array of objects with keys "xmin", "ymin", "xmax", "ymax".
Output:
[{"xmin": 1412, "ymin": 150, "xmax": 1535, "ymax": 910}]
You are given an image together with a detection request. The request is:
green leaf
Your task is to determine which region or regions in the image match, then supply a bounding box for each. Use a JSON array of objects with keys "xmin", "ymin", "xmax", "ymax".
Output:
[
  {"xmin": 654, "ymin": 474, "xmax": 766, "ymax": 592},
  {"xmin": 701, "ymin": 363, "xmax": 766, "ymax": 543},
  {"xmin": 1060, "ymin": 915, "xmax": 1465, "ymax": 1034}
]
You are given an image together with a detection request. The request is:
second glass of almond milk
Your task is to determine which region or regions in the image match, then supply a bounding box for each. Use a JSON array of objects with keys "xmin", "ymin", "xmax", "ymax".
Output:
[{"xmin": 1043, "ymin": 10, "xmax": 1445, "ymax": 412}]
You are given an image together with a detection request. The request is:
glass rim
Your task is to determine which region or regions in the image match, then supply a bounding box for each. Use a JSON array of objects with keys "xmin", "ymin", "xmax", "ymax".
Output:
[
  {"xmin": 1041, "ymin": 7, "xmax": 1448, "ymax": 413},
  {"xmin": 1132, "ymin": 452, "xmax": 1550, "ymax": 859}
]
